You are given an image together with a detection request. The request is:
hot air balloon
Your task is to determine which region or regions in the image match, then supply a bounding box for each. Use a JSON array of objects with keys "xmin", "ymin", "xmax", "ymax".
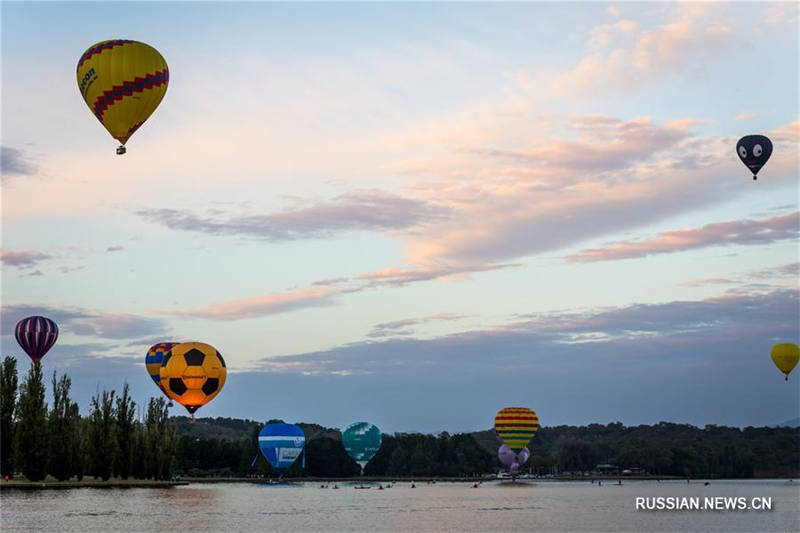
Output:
[
  {"xmin": 498, "ymin": 444, "xmax": 530, "ymax": 473},
  {"xmin": 736, "ymin": 135, "xmax": 772, "ymax": 180},
  {"xmin": 494, "ymin": 407, "xmax": 539, "ymax": 453},
  {"xmin": 771, "ymin": 343, "xmax": 799, "ymax": 381},
  {"xmin": 342, "ymin": 422, "xmax": 382, "ymax": 472},
  {"xmin": 15, "ymin": 316, "xmax": 58, "ymax": 364},
  {"xmin": 145, "ymin": 342, "xmax": 178, "ymax": 399},
  {"xmin": 76, "ymin": 40, "xmax": 169, "ymax": 154},
  {"xmin": 258, "ymin": 423, "xmax": 306, "ymax": 476},
  {"xmin": 159, "ymin": 342, "xmax": 226, "ymax": 419}
]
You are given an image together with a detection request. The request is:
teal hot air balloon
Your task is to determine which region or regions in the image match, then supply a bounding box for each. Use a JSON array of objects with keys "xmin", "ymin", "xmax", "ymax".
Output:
[{"xmin": 342, "ymin": 422, "xmax": 382, "ymax": 471}]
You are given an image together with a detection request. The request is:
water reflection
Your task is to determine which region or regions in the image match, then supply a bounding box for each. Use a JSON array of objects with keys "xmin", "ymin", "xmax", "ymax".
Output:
[{"xmin": 1, "ymin": 481, "xmax": 798, "ymax": 532}]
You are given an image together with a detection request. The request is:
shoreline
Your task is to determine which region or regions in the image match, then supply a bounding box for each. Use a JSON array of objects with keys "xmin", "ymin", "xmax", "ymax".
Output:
[
  {"xmin": 2, "ymin": 475, "xmax": 794, "ymax": 490},
  {"xmin": 0, "ymin": 480, "xmax": 188, "ymax": 490}
]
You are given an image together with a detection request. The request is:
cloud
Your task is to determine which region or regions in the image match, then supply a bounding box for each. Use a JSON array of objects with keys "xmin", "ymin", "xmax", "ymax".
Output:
[
  {"xmin": 568, "ymin": 211, "xmax": 799, "ymax": 262},
  {"xmin": 165, "ymin": 286, "xmax": 338, "ymax": 321},
  {"xmin": 736, "ymin": 111, "xmax": 756, "ymax": 121},
  {"xmin": 138, "ymin": 190, "xmax": 445, "ymax": 241},
  {"xmin": 1, "ymin": 146, "xmax": 37, "ymax": 178},
  {"xmin": 255, "ymin": 288, "xmax": 799, "ymax": 377},
  {"xmin": 367, "ymin": 312, "xmax": 466, "ymax": 338},
  {"xmin": 541, "ymin": 7, "xmax": 735, "ymax": 97},
  {"xmin": 359, "ymin": 263, "xmax": 521, "ymax": 287},
  {"xmin": 106, "ymin": 245, "xmax": 125, "ymax": 252},
  {"xmin": 398, "ymin": 115, "xmax": 769, "ymax": 266},
  {"xmin": 1, "ymin": 303, "xmax": 169, "ymax": 340},
  {"xmin": 0, "ymin": 249, "xmax": 51, "ymax": 268},
  {"xmin": 4, "ymin": 289, "xmax": 795, "ymax": 431}
]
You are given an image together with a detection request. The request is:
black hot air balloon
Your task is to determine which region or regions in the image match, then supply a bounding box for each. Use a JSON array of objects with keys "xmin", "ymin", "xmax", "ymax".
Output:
[{"xmin": 736, "ymin": 135, "xmax": 772, "ymax": 180}]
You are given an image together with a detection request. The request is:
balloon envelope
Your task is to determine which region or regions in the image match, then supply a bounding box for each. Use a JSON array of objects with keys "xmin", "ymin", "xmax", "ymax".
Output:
[
  {"xmin": 145, "ymin": 343, "xmax": 178, "ymax": 396},
  {"xmin": 494, "ymin": 407, "xmax": 539, "ymax": 453},
  {"xmin": 15, "ymin": 316, "xmax": 58, "ymax": 364},
  {"xmin": 771, "ymin": 343, "xmax": 799, "ymax": 380},
  {"xmin": 342, "ymin": 422, "xmax": 382, "ymax": 468},
  {"xmin": 159, "ymin": 342, "xmax": 226, "ymax": 414},
  {"xmin": 736, "ymin": 135, "xmax": 772, "ymax": 177},
  {"xmin": 498, "ymin": 444, "xmax": 530, "ymax": 472},
  {"xmin": 258, "ymin": 423, "xmax": 306, "ymax": 473},
  {"xmin": 76, "ymin": 40, "xmax": 169, "ymax": 149}
]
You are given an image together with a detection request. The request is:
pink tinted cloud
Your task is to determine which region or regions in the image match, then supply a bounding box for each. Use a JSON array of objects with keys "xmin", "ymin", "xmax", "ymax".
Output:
[
  {"xmin": 0, "ymin": 249, "xmax": 51, "ymax": 268},
  {"xmin": 568, "ymin": 211, "xmax": 799, "ymax": 263},
  {"xmin": 167, "ymin": 286, "xmax": 337, "ymax": 321},
  {"xmin": 359, "ymin": 263, "xmax": 520, "ymax": 287}
]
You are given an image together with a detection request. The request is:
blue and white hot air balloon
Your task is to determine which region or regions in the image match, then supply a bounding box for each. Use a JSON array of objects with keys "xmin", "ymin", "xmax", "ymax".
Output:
[{"xmin": 258, "ymin": 423, "xmax": 306, "ymax": 474}]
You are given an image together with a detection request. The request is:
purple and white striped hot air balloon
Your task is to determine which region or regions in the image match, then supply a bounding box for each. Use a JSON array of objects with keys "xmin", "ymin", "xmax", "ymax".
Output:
[
  {"xmin": 15, "ymin": 316, "xmax": 58, "ymax": 364},
  {"xmin": 498, "ymin": 444, "xmax": 530, "ymax": 473}
]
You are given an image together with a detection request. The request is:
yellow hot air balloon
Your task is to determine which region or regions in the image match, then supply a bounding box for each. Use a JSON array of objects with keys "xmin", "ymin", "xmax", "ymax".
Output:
[
  {"xmin": 159, "ymin": 342, "xmax": 226, "ymax": 420},
  {"xmin": 76, "ymin": 40, "xmax": 169, "ymax": 154},
  {"xmin": 771, "ymin": 343, "xmax": 799, "ymax": 381}
]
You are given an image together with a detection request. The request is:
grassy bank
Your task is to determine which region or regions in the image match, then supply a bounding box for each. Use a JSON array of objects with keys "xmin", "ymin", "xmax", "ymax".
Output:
[{"xmin": 0, "ymin": 478, "xmax": 188, "ymax": 490}]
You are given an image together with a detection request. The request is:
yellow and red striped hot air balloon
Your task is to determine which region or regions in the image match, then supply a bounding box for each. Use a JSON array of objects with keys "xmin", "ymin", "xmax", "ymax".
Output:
[
  {"xmin": 494, "ymin": 407, "xmax": 539, "ymax": 453},
  {"xmin": 76, "ymin": 40, "xmax": 169, "ymax": 154}
]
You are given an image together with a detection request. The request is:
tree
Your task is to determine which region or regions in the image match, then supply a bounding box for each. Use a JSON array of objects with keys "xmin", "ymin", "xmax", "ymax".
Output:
[
  {"xmin": 113, "ymin": 383, "xmax": 136, "ymax": 479},
  {"xmin": 87, "ymin": 389, "xmax": 117, "ymax": 480},
  {"xmin": 47, "ymin": 371, "xmax": 79, "ymax": 481},
  {"xmin": 0, "ymin": 357, "xmax": 19, "ymax": 477},
  {"xmin": 143, "ymin": 397, "xmax": 175, "ymax": 480},
  {"xmin": 14, "ymin": 362, "xmax": 48, "ymax": 481}
]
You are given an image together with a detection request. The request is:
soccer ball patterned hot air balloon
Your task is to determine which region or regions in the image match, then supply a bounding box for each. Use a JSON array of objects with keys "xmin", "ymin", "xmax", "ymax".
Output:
[
  {"xmin": 498, "ymin": 443, "xmax": 530, "ymax": 473},
  {"xmin": 342, "ymin": 422, "xmax": 382, "ymax": 471},
  {"xmin": 145, "ymin": 342, "xmax": 178, "ymax": 398},
  {"xmin": 76, "ymin": 40, "xmax": 169, "ymax": 154},
  {"xmin": 15, "ymin": 316, "xmax": 58, "ymax": 364},
  {"xmin": 494, "ymin": 407, "xmax": 539, "ymax": 453},
  {"xmin": 771, "ymin": 343, "xmax": 799, "ymax": 381},
  {"xmin": 258, "ymin": 423, "xmax": 306, "ymax": 475},
  {"xmin": 159, "ymin": 342, "xmax": 226, "ymax": 417}
]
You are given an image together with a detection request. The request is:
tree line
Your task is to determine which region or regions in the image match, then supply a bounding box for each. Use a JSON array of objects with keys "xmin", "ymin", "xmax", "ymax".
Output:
[
  {"xmin": 474, "ymin": 421, "xmax": 800, "ymax": 478},
  {"xmin": 3, "ymin": 357, "xmax": 798, "ymax": 481},
  {"xmin": 173, "ymin": 421, "xmax": 496, "ymax": 478},
  {"xmin": 0, "ymin": 357, "xmax": 175, "ymax": 481}
]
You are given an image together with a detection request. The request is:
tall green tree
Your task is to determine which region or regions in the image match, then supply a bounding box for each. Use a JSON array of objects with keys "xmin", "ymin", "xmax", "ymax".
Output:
[
  {"xmin": 87, "ymin": 389, "xmax": 117, "ymax": 480},
  {"xmin": 143, "ymin": 397, "xmax": 175, "ymax": 480},
  {"xmin": 113, "ymin": 383, "xmax": 136, "ymax": 479},
  {"xmin": 0, "ymin": 357, "xmax": 19, "ymax": 477},
  {"xmin": 47, "ymin": 371, "xmax": 79, "ymax": 481},
  {"xmin": 13, "ymin": 363, "xmax": 48, "ymax": 481}
]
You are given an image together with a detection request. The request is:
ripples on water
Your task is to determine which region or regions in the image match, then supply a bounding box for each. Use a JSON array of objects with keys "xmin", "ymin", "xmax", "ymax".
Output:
[{"xmin": 2, "ymin": 480, "xmax": 798, "ymax": 532}]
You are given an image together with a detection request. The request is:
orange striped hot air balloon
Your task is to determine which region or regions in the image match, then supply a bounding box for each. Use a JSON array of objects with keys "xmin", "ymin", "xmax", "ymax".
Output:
[
  {"xmin": 76, "ymin": 40, "xmax": 169, "ymax": 154},
  {"xmin": 494, "ymin": 407, "xmax": 539, "ymax": 453}
]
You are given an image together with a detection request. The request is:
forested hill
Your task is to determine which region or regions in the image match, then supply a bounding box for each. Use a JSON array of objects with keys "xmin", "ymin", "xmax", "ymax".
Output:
[
  {"xmin": 175, "ymin": 418, "xmax": 799, "ymax": 479},
  {"xmin": 173, "ymin": 417, "xmax": 341, "ymax": 440}
]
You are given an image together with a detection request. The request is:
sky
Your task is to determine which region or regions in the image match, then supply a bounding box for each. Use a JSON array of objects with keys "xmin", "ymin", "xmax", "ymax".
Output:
[{"xmin": 1, "ymin": 1, "xmax": 798, "ymax": 434}]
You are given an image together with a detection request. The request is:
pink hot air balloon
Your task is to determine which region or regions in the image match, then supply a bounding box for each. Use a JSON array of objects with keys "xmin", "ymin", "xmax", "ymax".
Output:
[{"xmin": 498, "ymin": 444, "xmax": 530, "ymax": 472}]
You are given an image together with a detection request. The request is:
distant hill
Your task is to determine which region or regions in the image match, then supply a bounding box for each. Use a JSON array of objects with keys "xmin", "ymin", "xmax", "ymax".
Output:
[
  {"xmin": 174, "ymin": 416, "xmax": 343, "ymax": 441},
  {"xmin": 773, "ymin": 417, "xmax": 800, "ymax": 428},
  {"xmin": 471, "ymin": 428, "xmax": 499, "ymax": 454},
  {"xmin": 173, "ymin": 416, "xmax": 259, "ymax": 440}
]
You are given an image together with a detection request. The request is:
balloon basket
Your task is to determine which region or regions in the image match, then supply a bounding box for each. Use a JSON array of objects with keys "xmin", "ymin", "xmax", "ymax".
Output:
[
  {"xmin": 189, "ymin": 416, "xmax": 196, "ymax": 424},
  {"xmin": 116, "ymin": 145, "xmax": 126, "ymax": 155}
]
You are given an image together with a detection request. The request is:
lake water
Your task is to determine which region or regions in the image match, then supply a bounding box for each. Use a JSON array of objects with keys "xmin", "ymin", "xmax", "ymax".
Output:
[{"xmin": 2, "ymin": 479, "xmax": 798, "ymax": 532}]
